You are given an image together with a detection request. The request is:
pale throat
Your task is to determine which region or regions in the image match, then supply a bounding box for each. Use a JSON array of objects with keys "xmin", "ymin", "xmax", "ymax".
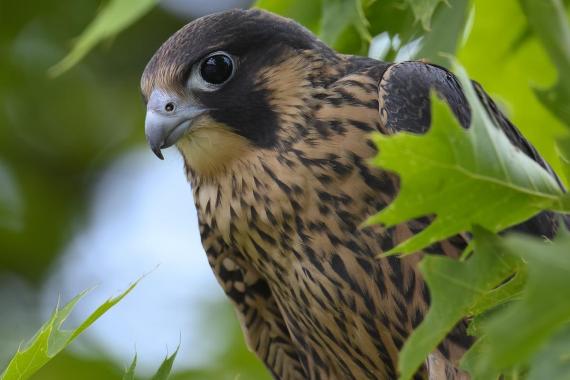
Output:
[{"xmin": 176, "ymin": 116, "xmax": 254, "ymax": 180}]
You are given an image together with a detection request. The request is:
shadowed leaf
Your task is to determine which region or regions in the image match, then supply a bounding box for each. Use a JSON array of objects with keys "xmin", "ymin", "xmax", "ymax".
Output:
[
  {"xmin": 404, "ymin": 0, "xmax": 446, "ymax": 30},
  {"xmin": 320, "ymin": 0, "xmax": 370, "ymax": 46},
  {"xmin": 0, "ymin": 161, "xmax": 22, "ymax": 231},
  {"xmin": 415, "ymin": 0, "xmax": 471, "ymax": 67},
  {"xmin": 527, "ymin": 325, "xmax": 570, "ymax": 380}
]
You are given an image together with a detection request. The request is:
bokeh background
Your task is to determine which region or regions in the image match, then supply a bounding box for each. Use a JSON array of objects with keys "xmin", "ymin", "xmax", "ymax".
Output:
[
  {"xmin": 1, "ymin": 0, "xmax": 569, "ymax": 379},
  {"xmin": 0, "ymin": 0, "xmax": 270, "ymax": 379}
]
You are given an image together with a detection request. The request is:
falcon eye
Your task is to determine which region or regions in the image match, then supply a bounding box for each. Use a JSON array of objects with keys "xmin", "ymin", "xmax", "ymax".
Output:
[{"xmin": 199, "ymin": 53, "xmax": 234, "ymax": 85}]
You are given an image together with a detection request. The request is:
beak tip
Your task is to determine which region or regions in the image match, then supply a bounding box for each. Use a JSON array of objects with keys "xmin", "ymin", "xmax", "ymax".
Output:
[{"xmin": 152, "ymin": 147, "xmax": 165, "ymax": 160}]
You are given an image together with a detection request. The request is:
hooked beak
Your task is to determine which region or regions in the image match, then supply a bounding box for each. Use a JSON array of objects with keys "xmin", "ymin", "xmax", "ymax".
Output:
[{"xmin": 145, "ymin": 89, "xmax": 207, "ymax": 159}]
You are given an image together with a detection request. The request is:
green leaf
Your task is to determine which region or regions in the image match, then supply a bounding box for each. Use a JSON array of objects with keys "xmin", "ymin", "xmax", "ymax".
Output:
[
  {"xmin": 120, "ymin": 346, "xmax": 178, "ymax": 380},
  {"xmin": 465, "ymin": 228, "xmax": 570, "ymax": 375},
  {"xmin": 320, "ymin": 0, "xmax": 370, "ymax": 46},
  {"xmin": 122, "ymin": 354, "xmax": 137, "ymax": 380},
  {"xmin": 150, "ymin": 346, "xmax": 179, "ymax": 380},
  {"xmin": 458, "ymin": 0, "xmax": 568, "ymax": 183},
  {"xmin": 468, "ymin": 268, "xmax": 526, "ymax": 316},
  {"xmin": 396, "ymin": 227, "xmax": 519, "ymax": 380},
  {"xmin": 519, "ymin": 0, "xmax": 570, "ymax": 126},
  {"xmin": 0, "ymin": 280, "xmax": 140, "ymax": 380},
  {"xmin": 557, "ymin": 137, "xmax": 570, "ymax": 184},
  {"xmin": 404, "ymin": 0, "xmax": 446, "ymax": 30},
  {"xmin": 255, "ymin": 0, "xmax": 370, "ymax": 55},
  {"xmin": 527, "ymin": 324, "xmax": 570, "ymax": 380},
  {"xmin": 49, "ymin": 0, "xmax": 158, "ymax": 76},
  {"xmin": 0, "ymin": 161, "xmax": 22, "ymax": 231},
  {"xmin": 460, "ymin": 337, "xmax": 502, "ymax": 380},
  {"xmin": 415, "ymin": 0, "xmax": 471, "ymax": 67},
  {"xmin": 254, "ymin": 0, "xmax": 323, "ymax": 33},
  {"xmin": 365, "ymin": 0, "xmax": 417, "ymax": 39},
  {"xmin": 367, "ymin": 61, "xmax": 568, "ymax": 254}
]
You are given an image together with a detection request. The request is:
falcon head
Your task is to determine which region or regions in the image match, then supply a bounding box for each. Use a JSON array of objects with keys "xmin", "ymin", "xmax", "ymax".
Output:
[{"xmin": 141, "ymin": 9, "xmax": 333, "ymax": 176}]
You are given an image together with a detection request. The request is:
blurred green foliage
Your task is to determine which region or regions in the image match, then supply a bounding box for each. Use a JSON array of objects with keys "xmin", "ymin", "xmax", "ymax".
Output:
[
  {"xmin": 0, "ymin": 0, "xmax": 172, "ymax": 280},
  {"xmin": 2, "ymin": 0, "xmax": 570, "ymax": 379},
  {"xmin": 0, "ymin": 0, "xmax": 266, "ymax": 379}
]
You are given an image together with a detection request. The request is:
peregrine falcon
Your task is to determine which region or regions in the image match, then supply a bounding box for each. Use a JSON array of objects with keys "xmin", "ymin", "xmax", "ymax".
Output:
[{"xmin": 141, "ymin": 9, "xmax": 565, "ymax": 379}]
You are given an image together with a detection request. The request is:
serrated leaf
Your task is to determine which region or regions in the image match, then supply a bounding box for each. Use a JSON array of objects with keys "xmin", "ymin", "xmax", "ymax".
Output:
[
  {"xmin": 150, "ymin": 346, "xmax": 179, "ymax": 380},
  {"xmin": 0, "ymin": 280, "xmax": 140, "ymax": 380},
  {"xmin": 404, "ymin": 0, "xmax": 446, "ymax": 30},
  {"xmin": 49, "ymin": 0, "xmax": 158, "ymax": 76},
  {"xmin": 367, "ymin": 61, "xmax": 569, "ymax": 254},
  {"xmin": 519, "ymin": 0, "xmax": 570, "ymax": 126},
  {"xmin": 463, "ymin": 228, "xmax": 570, "ymax": 375},
  {"xmin": 320, "ymin": 0, "xmax": 370, "ymax": 46},
  {"xmin": 397, "ymin": 227, "xmax": 519, "ymax": 380},
  {"xmin": 122, "ymin": 354, "xmax": 137, "ymax": 380}
]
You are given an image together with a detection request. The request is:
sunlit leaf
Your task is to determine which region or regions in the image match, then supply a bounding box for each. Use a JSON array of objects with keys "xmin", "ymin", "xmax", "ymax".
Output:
[
  {"xmin": 0, "ymin": 280, "xmax": 139, "ymax": 380},
  {"xmin": 367, "ymin": 61, "xmax": 569, "ymax": 254},
  {"xmin": 458, "ymin": 0, "xmax": 568, "ymax": 183},
  {"xmin": 49, "ymin": 0, "xmax": 158, "ymax": 76},
  {"xmin": 519, "ymin": 0, "xmax": 570, "ymax": 126},
  {"xmin": 404, "ymin": 0, "xmax": 446, "ymax": 30},
  {"xmin": 397, "ymin": 227, "xmax": 519, "ymax": 380},
  {"xmin": 464, "ymin": 227, "xmax": 570, "ymax": 375}
]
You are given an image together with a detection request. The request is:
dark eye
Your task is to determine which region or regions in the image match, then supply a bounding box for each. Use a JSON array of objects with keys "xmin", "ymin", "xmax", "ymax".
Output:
[
  {"xmin": 164, "ymin": 102, "xmax": 174, "ymax": 112},
  {"xmin": 200, "ymin": 53, "xmax": 234, "ymax": 85}
]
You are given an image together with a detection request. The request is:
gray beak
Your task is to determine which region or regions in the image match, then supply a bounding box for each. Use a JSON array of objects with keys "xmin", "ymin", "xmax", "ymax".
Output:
[{"xmin": 145, "ymin": 89, "xmax": 206, "ymax": 159}]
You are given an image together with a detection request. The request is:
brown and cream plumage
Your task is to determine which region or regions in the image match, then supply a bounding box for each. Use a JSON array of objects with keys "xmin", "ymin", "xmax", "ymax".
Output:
[{"xmin": 141, "ymin": 9, "xmax": 565, "ymax": 379}]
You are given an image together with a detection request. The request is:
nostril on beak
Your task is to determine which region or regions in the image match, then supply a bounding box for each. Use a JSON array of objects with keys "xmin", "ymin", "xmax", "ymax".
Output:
[{"xmin": 144, "ymin": 89, "xmax": 208, "ymax": 160}]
